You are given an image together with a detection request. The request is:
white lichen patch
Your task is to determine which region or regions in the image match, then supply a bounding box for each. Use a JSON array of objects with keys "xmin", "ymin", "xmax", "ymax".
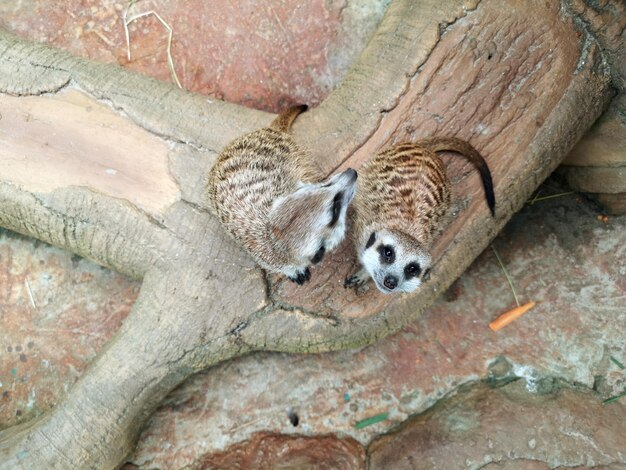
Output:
[{"xmin": 512, "ymin": 364, "xmax": 541, "ymax": 393}]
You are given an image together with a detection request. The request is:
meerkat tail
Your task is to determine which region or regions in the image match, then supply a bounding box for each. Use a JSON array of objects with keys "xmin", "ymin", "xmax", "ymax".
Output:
[
  {"xmin": 269, "ymin": 104, "xmax": 308, "ymax": 132},
  {"xmin": 415, "ymin": 137, "xmax": 496, "ymax": 217}
]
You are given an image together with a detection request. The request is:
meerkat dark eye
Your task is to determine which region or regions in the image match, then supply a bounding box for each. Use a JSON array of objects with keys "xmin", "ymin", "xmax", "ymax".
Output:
[
  {"xmin": 365, "ymin": 232, "xmax": 376, "ymax": 249},
  {"xmin": 329, "ymin": 192, "xmax": 344, "ymax": 227},
  {"xmin": 378, "ymin": 245, "xmax": 395, "ymax": 264},
  {"xmin": 311, "ymin": 245, "xmax": 325, "ymax": 264},
  {"xmin": 404, "ymin": 262, "xmax": 421, "ymax": 279}
]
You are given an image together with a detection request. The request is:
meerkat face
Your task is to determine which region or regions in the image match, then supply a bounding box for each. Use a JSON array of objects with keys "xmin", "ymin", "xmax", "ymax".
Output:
[
  {"xmin": 360, "ymin": 229, "xmax": 432, "ymax": 293},
  {"xmin": 269, "ymin": 168, "xmax": 357, "ymax": 283}
]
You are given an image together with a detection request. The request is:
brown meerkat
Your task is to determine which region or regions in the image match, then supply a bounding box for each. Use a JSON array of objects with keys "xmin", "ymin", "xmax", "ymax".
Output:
[
  {"xmin": 345, "ymin": 137, "xmax": 495, "ymax": 294},
  {"xmin": 207, "ymin": 105, "xmax": 358, "ymax": 285}
]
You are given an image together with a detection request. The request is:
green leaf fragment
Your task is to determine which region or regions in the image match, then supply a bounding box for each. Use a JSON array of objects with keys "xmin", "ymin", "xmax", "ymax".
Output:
[
  {"xmin": 602, "ymin": 391, "xmax": 626, "ymax": 405},
  {"xmin": 609, "ymin": 356, "xmax": 625, "ymax": 370},
  {"xmin": 354, "ymin": 412, "xmax": 389, "ymax": 429}
]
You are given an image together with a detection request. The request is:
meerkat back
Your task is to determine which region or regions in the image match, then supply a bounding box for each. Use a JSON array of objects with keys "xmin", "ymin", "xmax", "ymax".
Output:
[
  {"xmin": 207, "ymin": 105, "xmax": 358, "ymax": 284},
  {"xmin": 353, "ymin": 143, "xmax": 452, "ymax": 248},
  {"xmin": 209, "ymin": 105, "xmax": 317, "ymax": 234}
]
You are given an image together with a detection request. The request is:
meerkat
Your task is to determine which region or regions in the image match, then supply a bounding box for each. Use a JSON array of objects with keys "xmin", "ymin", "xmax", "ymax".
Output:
[
  {"xmin": 344, "ymin": 137, "xmax": 495, "ymax": 294},
  {"xmin": 207, "ymin": 105, "xmax": 358, "ymax": 285}
]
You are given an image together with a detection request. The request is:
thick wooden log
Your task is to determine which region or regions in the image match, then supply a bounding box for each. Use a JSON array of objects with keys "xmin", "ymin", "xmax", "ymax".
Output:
[{"xmin": 0, "ymin": 0, "xmax": 615, "ymax": 467}]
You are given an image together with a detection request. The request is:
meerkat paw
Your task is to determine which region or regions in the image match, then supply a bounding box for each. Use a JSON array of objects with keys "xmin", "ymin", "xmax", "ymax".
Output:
[
  {"xmin": 344, "ymin": 269, "xmax": 369, "ymax": 289},
  {"xmin": 288, "ymin": 267, "xmax": 311, "ymax": 285}
]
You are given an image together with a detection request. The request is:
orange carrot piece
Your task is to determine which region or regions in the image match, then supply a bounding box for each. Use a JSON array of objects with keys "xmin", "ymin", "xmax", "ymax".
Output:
[{"xmin": 489, "ymin": 301, "xmax": 536, "ymax": 331}]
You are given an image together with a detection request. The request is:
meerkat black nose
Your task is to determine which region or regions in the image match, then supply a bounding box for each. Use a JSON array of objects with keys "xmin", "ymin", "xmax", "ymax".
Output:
[{"xmin": 383, "ymin": 275, "xmax": 398, "ymax": 290}]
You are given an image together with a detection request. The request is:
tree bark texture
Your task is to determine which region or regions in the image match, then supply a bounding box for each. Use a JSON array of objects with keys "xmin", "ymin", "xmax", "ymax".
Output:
[{"xmin": 0, "ymin": 0, "xmax": 617, "ymax": 468}]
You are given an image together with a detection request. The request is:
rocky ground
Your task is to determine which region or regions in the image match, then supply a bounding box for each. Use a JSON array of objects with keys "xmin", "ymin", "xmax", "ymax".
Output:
[
  {"xmin": 1, "ymin": 1, "xmax": 625, "ymax": 468},
  {"xmin": 2, "ymin": 179, "xmax": 624, "ymax": 469},
  {"xmin": 0, "ymin": 0, "xmax": 389, "ymax": 113}
]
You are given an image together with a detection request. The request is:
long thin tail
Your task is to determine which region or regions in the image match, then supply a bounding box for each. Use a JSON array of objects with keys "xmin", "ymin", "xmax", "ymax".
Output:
[
  {"xmin": 416, "ymin": 137, "xmax": 496, "ymax": 217},
  {"xmin": 269, "ymin": 104, "xmax": 308, "ymax": 132}
]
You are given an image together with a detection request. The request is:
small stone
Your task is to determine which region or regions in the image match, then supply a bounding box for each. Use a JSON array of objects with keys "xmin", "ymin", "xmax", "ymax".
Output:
[
  {"xmin": 487, "ymin": 356, "xmax": 516, "ymax": 388},
  {"xmin": 528, "ymin": 437, "xmax": 537, "ymax": 449},
  {"xmin": 400, "ymin": 391, "xmax": 419, "ymax": 406},
  {"xmin": 534, "ymin": 377, "xmax": 557, "ymax": 395}
]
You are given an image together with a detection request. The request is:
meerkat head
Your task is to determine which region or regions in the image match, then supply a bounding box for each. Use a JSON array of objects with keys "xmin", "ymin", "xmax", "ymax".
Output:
[
  {"xmin": 360, "ymin": 228, "xmax": 432, "ymax": 293},
  {"xmin": 269, "ymin": 168, "xmax": 358, "ymax": 284}
]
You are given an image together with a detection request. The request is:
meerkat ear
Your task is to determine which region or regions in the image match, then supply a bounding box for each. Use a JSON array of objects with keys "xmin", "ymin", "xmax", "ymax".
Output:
[
  {"xmin": 365, "ymin": 232, "xmax": 376, "ymax": 249},
  {"xmin": 270, "ymin": 210, "xmax": 295, "ymax": 234},
  {"xmin": 268, "ymin": 198, "xmax": 292, "ymax": 234}
]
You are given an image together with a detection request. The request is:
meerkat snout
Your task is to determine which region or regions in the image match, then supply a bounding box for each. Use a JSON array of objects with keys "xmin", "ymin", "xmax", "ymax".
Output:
[
  {"xmin": 353, "ymin": 229, "xmax": 432, "ymax": 293},
  {"xmin": 208, "ymin": 104, "xmax": 358, "ymax": 285},
  {"xmin": 346, "ymin": 229, "xmax": 432, "ymax": 293}
]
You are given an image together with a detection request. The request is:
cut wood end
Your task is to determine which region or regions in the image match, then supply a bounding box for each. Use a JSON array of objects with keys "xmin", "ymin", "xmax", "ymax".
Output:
[{"xmin": 0, "ymin": 89, "xmax": 180, "ymax": 216}]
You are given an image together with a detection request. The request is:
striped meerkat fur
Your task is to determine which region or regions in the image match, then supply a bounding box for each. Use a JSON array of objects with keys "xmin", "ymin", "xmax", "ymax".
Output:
[
  {"xmin": 207, "ymin": 105, "xmax": 357, "ymax": 284},
  {"xmin": 345, "ymin": 137, "xmax": 495, "ymax": 293}
]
